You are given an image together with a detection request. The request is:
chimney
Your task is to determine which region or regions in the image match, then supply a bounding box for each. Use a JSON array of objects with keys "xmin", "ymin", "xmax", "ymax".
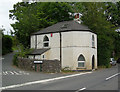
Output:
[{"xmin": 74, "ymin": 13, "xmax": 82, "ymax": 24}]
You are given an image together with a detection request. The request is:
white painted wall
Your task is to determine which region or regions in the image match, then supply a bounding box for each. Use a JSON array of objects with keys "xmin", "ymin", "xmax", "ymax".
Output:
[
  {"xmin": 30, "ymin": 31, "xmax": 97, "ymax": 70},
  {"xmin": 31, "ymin": 35, "xmax": 35, "ymax": 48},
  {"xmin": 73, "ymin": 31, "xmax": 90, "ymax": 47}
]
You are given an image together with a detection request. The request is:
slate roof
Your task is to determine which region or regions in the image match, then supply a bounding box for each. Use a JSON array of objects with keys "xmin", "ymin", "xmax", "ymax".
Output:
[
  {"xmin": 32, "ymin": 20, "xmax": 91, "ymax": 35},
  {"xmin": 28, "ymin": 48, "xmax": 50, "ymax": 55}
]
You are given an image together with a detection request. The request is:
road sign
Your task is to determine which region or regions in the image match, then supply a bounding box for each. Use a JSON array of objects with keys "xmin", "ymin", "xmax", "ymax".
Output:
[{"xmin": 34, "ymin": 61, "xmax": 43, "ymax": 64}]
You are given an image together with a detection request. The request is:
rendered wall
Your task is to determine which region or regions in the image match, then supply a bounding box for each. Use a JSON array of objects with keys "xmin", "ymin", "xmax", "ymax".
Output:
[{"xmin": 30, "ymin": 31, "xmax": 97, "ymax": 70}]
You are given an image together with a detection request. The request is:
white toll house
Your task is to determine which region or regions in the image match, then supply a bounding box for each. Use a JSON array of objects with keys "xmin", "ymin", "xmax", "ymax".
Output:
[{"xmin": 28, "ymin": 20, "xmax": 97, "ymax": 70}]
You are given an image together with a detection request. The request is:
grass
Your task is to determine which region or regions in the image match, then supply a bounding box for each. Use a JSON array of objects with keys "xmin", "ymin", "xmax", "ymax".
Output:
[{"xmin": 98, "ymin": 64, "xmax": 111, "ymax": 69}]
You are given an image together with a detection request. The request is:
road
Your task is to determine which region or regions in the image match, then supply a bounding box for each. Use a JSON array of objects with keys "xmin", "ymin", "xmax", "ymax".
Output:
[{"xmin": 1, "ymin": 53, "xmax": 120, "ymax": 91}]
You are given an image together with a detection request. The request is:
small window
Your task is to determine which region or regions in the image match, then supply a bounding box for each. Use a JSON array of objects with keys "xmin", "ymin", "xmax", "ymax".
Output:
[
  {"xmin": 78, "ymin": 54, "xmax": 85, "ymax": 67},
  {"xmin": 92, "ymin": 35, "xmax": 95, "ymax": 48},
  {"xmin": 43, "ymin": 35, "xmax": 49, "ymax": 47}
]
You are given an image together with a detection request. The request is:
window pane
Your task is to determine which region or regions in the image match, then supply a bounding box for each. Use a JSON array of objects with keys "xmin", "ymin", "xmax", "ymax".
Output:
[
  {"xmin": 92, "ymin": 35, "xmax": 94, "ymax": 41},
  {"xmin": 44, "ymin": 43, "xmax": 49, "ymax": 47},
  {"xmin": 78, "ymin": 55, "xmax": 85, "ymax": 61},
  {"xmin": 78, "ymin": 62, "xmax": 84, "ymax": 67},
  {"xmin": 92, "ymin": 42, "xmax": 95, "ymax": 47},
  {"xmin": 43, "ymin": 36, "xmax": 49, "ymax": 41}
]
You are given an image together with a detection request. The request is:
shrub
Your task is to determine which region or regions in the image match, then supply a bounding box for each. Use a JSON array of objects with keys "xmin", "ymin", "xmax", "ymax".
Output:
[
  {"xmin": 12, "ymin": 44, "xmax": 33, "ymax": 66},
  {"xmin": 13, "ymin": 54, "xmax": 18, "ymax": 66},
  {"xmin": 2, "ymin": 35, "xmax": 13, "ymax": 55}
]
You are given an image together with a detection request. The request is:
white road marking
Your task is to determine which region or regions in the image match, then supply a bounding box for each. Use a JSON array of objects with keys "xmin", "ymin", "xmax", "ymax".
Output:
[
  {"xmin": 75, "ymin": 87, "xmax": 86, "ymax": 92},
  {"xmin": 2, "ymin": 71, "xmax": 9, "ymax": 75},
  {"xmin": 0, "ymin": 58, "xmax": 4, "ymax": 60},
  {"xmin": 13, "ymin": 71, "xmax": 22, "ymax": 75},
  {"xmin": 0, "ymin": 72, "xmax": 92, "ymax": 90},
  {"xmin": 105, "ymin": 72, "xmax": 120, "ymax": 81},
  {"xmin": 1, "ymin": 71, "xmax": 29, "ymax": 75}
]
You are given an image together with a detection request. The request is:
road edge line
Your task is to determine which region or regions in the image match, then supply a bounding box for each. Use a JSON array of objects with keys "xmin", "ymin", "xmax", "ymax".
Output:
[
  {"xmin": 75, "ymin": 87, "xmax": 86, "ymax": 92},
  {"xmin": 1, "ymin": 72, "xmax": 92, "ymax": 90},
  {"xmin": 105, "ymin": 72, "xmax": 120, "ymax": 81}
]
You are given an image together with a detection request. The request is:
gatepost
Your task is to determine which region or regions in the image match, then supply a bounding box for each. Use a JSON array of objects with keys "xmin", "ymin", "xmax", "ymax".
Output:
[{"xmin": 33, "ymin": 60, "xmax": 43, "ymax": 72}]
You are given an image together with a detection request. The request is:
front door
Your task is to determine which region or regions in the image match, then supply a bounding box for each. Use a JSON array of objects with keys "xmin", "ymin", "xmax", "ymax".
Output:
[{"xmin": 92, "ymin": 55, "xmax": 95, "ymax": 69}]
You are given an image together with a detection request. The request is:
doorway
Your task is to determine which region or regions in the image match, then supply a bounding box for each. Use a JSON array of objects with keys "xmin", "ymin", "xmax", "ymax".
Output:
[{"xmin": 92, "ymin": 55, "xmax": 95, "ymax": 69}]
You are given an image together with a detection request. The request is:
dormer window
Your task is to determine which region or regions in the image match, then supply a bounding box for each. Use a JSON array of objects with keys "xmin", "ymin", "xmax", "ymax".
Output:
[
  {"xmin": 43, "ymin": 35, "xmax": 49, "ymax": 47},
  {"xmin": 92, "ymin": 35, "xmax": 95, "ymax": 48}
]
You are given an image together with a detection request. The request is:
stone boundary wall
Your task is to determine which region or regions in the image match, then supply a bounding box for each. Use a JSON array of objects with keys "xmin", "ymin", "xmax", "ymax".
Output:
[{"xmin": 17, "ymin": 57, "xmax": 61, "ymax": 73}]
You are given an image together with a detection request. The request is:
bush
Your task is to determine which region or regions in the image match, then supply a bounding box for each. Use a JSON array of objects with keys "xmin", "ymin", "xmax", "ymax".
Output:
[
  {"xmin": 2, "ymin": 35, "xmax": 13, "ymax": 55},
  {"xmin": 12, "ymin": 44, "xmax": 33, "ymax": 66},
  {"xmin": 13, "ymin": 54, "xmax": 18, "ymax": 66}
]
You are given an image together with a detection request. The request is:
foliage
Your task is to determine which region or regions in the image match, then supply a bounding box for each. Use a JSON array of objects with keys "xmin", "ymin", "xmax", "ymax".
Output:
[
  {"xmin": 13, "ymin": 54, "xmax": 19, "ymax": 66},
  {"xmin": 0, "ymin": 29, "xmax": 3, "ymax": 39},
  {"xmin": 12, "ymin": 36, "xmax": 20, "ymax": 50},
  {"xmin": 2, "ymin": 35, "xmax": 13, "ymax": 55},
  {"xmin": 113, "ymin": 32, "xmax": 120, "ymax": 58},
  {"xmin": 77, "ymin": 2, "xmax": 117, "ymax": 67},
  {"xmin": 104, "ymin": 2, "xmax": 120, "ymax": 58},
  {"xmin": 15, "ymin": 44, "xmax": 33, "ymax": 57},
  {"xmin": 9, "ymin": 2, "xmax": 73, "ymax": 47},
  {"xmin": 13, "ymin": 44, "xmax": 33, "ymax": 66},
  {"xmin": 105, "ymin": 2, "xmax": 120, "ymax": 27},
  {"xmin": 97, "ymin": 35, "xmax": 114, "ymax": 67}
]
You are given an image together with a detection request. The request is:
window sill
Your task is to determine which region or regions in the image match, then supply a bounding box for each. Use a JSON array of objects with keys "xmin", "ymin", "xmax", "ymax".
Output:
[{"xmin": 43, "ymin": 47, "xmax": 49, "ymax": 48}]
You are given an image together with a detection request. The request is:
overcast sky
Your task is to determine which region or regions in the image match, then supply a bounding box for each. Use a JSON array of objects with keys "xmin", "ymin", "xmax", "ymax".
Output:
[{"xmin": 0, "ymin": 0, "xmax": 22, "ymax": 35}]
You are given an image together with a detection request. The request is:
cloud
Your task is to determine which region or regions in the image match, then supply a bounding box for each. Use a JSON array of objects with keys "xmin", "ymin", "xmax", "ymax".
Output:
[{"xmin": 0, "ymin": 0, "xmax": 22, "ymax": 34}]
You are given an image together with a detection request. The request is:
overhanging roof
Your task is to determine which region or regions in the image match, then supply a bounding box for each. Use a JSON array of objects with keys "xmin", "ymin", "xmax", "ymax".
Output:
[{"xmin": 28, "ymin": 48, "xmax": 50, "ymax": 55}]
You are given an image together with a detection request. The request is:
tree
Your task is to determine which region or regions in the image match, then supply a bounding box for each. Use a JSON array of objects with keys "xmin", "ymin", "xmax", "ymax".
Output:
[
  {"xmin": 77, "ymin": 2, "xmax": 116, "ymax": 67},
  {"xmin": 105, "ymin": 2, "xmax": 120, "ymax": 58},
  {"xmin": 9, "ymin": 2, "xmax": 73, "ymax": 47},
  {"xmin": 2, "ymin": 35, "xmax": 13, "ymax": 55},
  {"xmin": 105, "ymin": 2, "xmax": 120, "ymax": 27}
]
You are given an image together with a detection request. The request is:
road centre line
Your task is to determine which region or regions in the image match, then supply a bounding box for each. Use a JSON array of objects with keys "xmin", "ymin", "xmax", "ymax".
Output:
[
  {"xmin": 105, "ymin": 72, "xmax": 120, "ymax": 81},
  {"xmin": 75, "ymin": 87, "xmax": 86, "ymax": 92},
  {"xmin": 0, "ymin": 72, "xmax": 92, "ymax": 90}
]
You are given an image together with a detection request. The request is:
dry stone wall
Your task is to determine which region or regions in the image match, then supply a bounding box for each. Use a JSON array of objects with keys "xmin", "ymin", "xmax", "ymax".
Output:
[{"xmin": 17, "ymin": 57, "xmax": 61, "ymax": 73}]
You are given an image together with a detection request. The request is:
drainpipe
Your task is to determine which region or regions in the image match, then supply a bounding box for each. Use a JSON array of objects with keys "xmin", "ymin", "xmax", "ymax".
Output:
[{"xmin": 59, "ymin": 32, "xmax": 62, "ymax": 69}]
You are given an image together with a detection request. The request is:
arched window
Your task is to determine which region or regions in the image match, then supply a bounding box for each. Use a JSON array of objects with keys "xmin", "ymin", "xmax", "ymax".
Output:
[
  {"xmin": 78, "ymin": 54, "xmax": 85, "ymax": 67},
  {"xmin": 43, "ymin": 35, "xmax": 49, "ymax": 47},
  {"xmin": 92, "ymin": 35, "xmax": 95, "ymax": 48}
]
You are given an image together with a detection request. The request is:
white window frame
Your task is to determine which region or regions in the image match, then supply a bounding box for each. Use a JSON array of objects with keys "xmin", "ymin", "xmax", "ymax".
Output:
[
  {"xmin": 43, "ymin": 36, "xmax": 49, "ymax": 48},
  {"xmin": 78, "ymin": 61, "xmax": 85, "ymax": 68},
  {"xmin": 43, "ymin": 41, "xmax": 49, "ymax": 47},
  {"xmin": 78, "ymin": 55, "xmax": 85, "ymax": 68}
]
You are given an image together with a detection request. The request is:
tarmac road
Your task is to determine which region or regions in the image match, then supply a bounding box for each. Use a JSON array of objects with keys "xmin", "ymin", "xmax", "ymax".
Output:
[{"xmin": 1, "ymin": 53, "xmax": 120, "ymax": 91}]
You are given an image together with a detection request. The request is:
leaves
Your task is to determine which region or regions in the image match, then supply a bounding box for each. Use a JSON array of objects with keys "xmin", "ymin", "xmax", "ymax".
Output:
[
  {"xmin": 75, "ymin": 2, "xmax": 118, "ymax": 66},
  {"xmin": 9, "ymin": 2, "xmax": 73, "ymax": 47},
  {"xmin": 105, "ymin": 2, "xmax": 120, "ymax": 26}
]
